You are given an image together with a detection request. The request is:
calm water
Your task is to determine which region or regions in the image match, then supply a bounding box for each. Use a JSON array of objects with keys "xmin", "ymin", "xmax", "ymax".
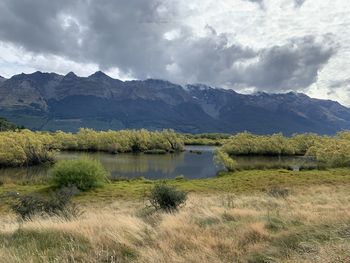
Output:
[
  {"xmin": 0, "ymin": 146, "xmax": 221, "ymax": 181},
  {"xmin": 56, "ymin": 145, "xmax": 221, "ymax": 180},
  {"xmin": 0, "ymin": 146, "xmax": 317, "ymax": 182}
]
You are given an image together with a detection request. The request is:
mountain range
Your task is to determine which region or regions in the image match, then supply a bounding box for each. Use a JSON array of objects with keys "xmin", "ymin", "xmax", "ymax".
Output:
[{"xmin": 0, "ymin": 71, "xmax": 349, "ymax": 135}]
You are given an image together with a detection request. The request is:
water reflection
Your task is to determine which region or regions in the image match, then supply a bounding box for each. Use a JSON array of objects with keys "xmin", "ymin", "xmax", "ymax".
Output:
[
  {"xmin": 0, "ymin": 164, "xmax": 49, "ymax": 183},
  {"xmin": 0, "ymin": 146, "xmax": 221, "ymax": 181},
  {"xmin": 0, "ymin": 146, "xmax": 318, "ymax": 183},
  {"xmin": 57, "ymin": 146, "xmax": 220, "ymax": 179},
  {"xmin": 234, "ymin": 155, "xmax": 317, "ymax": 170}
]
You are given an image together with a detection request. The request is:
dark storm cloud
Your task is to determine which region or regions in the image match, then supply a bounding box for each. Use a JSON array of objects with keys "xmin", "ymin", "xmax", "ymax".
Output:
[
  {"xmin": 235, "ymin": 36, "xmax": 336, "ymax": 91},
  {"xmin": 0, "ymin": 0, "xmax": 178, "ymax": 76},
  {"xmin": 0, "ymin": 0, "xmax": 78, "ymax": 54},
  {"xmin": 0, "ymin": 0, "xmax": 337, "ymax": 92},
  {"xmin": 165, "ymin": 27, "xmax": 257, "ymax": 85}
]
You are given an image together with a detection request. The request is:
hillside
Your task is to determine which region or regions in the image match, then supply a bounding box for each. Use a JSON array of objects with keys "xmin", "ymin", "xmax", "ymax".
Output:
[{"xmin": 0, "ymin": 71, "xmax": 349, "ymax": 134}]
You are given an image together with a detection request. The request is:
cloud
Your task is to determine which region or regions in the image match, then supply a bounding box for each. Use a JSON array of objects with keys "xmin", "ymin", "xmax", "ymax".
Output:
[
  {"xmin": 329, "ymin": 78, "xmax": 350, "ymax": 89},
  {"xmin": 0, "ymin": 0, "xmax": 343, "ymax": 98},
  {"xmin": 243, "ymin": 0, "xmax": 265, "ymax": 8},
  {"xmin": 0, "ymin": 0, "xmax": 260, "ymax": 84},
  {"xmin": 164, "ymin": 28, "xmax": 257, "ymax": 85},
  {"xmin": 0, "ymin": 0, "xmax": 77, "ymax": 54},
  {"xmin": 0, "ymin": 0, "xmax": 180, "ymax": 77},
  {"xmin": 294, "ymin": 0, "xmax": 307, "ymax": 7},
  {"xmin": 235, "ymin": 36, "xmax": 337, "ymax": 91},
  {"xmin": 164, "ymin": 34, "xmax": 337, "ymax": 92}
]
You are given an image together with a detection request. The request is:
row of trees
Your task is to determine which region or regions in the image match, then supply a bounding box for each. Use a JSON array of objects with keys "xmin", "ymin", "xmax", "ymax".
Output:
[
  {"xmin": 52, "ymin": 128, "xmax": 184, "ymax": 153},
  {"xmin": 216, "ymin": 131, "xmax": 350, "ymax": 170},
  {"xmin": 220, "ymin": 132, "xmax": 319, "ymax": 156},
  {"xmin": 0, "ymin": 129, "xmax": 185, "ymax": 167}
]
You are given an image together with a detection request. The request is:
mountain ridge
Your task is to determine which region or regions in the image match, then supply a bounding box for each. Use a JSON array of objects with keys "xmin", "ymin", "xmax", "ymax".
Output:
[{"xmin": 0, "ymin": 71, "xmax": 349, "ymax": 135}]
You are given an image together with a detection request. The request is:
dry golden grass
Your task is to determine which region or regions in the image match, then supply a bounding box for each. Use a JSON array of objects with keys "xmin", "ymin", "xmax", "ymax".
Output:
[{"xmin": 0, "ymin": 185, "xmax": 350, "ymax": 262}]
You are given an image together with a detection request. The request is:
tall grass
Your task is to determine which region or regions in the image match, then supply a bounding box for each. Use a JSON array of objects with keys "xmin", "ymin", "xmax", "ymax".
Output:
[{"xmin": 0, "ymin": 185, "xmax": 349, "ymax": 262}]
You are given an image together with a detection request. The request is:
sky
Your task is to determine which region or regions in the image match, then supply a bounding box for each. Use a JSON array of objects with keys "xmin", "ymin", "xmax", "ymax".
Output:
[{"xmin": 0, "ymin": 0, "xmax": 349, "ymax": 105}]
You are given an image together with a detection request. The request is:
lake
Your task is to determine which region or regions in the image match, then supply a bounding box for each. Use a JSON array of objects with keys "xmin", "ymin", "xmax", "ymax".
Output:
[
  {"xmin": 0, "ymin": 146, "xmax": 222, "ymax": 181},
  {"xmin": 0, "ymin": 146, "xmax": 317, "ymax": 182}
]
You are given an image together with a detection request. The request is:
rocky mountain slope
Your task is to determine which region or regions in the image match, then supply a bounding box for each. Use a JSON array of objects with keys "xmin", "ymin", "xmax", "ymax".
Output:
[{"xmin": 0, "ymin": 71, "xmax": 349, "ymax": 135}]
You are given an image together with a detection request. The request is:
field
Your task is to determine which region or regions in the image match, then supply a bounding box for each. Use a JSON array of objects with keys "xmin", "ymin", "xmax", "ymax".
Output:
[
  {"xmin": 1, "ymin": 129, "xmax": 350, "ymax": 262},
  {"xmin": 1, "ymin": 168, "xmax": 350, "ymax": 262}
]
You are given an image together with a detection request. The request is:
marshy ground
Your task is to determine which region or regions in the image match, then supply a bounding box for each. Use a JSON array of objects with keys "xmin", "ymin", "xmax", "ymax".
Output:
[{"xmin": 0, "ymin": 169, "xmax": 350, "ymax": 262}]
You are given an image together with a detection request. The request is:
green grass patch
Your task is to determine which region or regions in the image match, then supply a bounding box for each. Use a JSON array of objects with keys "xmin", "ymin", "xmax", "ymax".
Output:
[
  {"xmin": 1, "ymin": 168, "xmax": 350, "ymax": 206},
  {"xmin": 0, "ymin": 229, "xmax": 91, "ymax": 262}
]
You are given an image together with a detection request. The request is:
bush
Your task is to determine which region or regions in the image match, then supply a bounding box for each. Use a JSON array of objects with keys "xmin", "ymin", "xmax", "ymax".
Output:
[
  {"xmin": 0, "ymin": 138, "xmax": 27, "ymax": 166},
  {"xmin": 10, "ymin": 186, "xmax": 81, "ymax": 220},
  {"xmin": 214, "ymin": 150, "xmax": 238, "ymax": 171},
  {"xmin": 11, "ymin": 193, "xmax": 46, "ymax": 220},
  {"xmin": 44, "ymin": 186, "xmax": 81, "ymax": 219},
  {"xmin": 51, "ymin": 157, "xmax": 108, "ymax": 191},
  {"xmin": 148, "ymin": 184, "xmax": 187, "ymax": 212},
  {"xmin": 0, "ymin": 130, "xmax": 55, "ymax": 167}
]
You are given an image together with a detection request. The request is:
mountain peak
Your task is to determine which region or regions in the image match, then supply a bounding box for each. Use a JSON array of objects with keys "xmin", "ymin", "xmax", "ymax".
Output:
[
  {"xmin": 89, "ymin": 71, "xmax": 111, "ymax": 79},
  {"xmin": 31, "ymin": 71, "xmax": 44, "ymax": 75},
  {"xmin": 64, "ymin": 72, "xmax": 78, "ymax": 79}
]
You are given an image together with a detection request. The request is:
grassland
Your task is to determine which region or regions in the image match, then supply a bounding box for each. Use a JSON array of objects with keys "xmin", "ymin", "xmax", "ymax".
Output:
[
  {"xmin": 1, "ymin": 129, "xmax": 350, "ymax": 262},
  {"xmin": 0, "ymin": 168, "xmax": 350, "ymax": 262}
]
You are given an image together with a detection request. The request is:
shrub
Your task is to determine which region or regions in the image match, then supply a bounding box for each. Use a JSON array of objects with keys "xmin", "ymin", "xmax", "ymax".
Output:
[
  {"xmin": 11, "ymin": 193, "xmax": 46, "ymax": 220},
  {"xmin": 221, "ymin": 132, "xmax": 318, "ymax": 156},
  {"xmin": 0, "ymin": 130, "xmax": 55, "ymax": 167},
  {"xmin": 148, "ymin": 184, "xmax": 187, "ymax": 212},
  {"xmin": 306, "ymin": 139, "xmax": 350, "ymax": 167},
  {"xmin": 0, "ymin": 129, "xmax": 186, "ymax": 168},
  {"xmin": 24, "ymin": 136, "xmax": 55, "ymax": 165},
  {"xmin": 45, "ymin": 186, "xmax": 81, "ymax": 219},
  {"xmin": 214, "ymin": 150, "xmax": 238, "ymax": 171},
  {"xmin": 10, "ymin": 186, "xmax": 81, "ymax": 220},
  {"xmin": 0, "ymin": 137, "xmax": 27, "ymax": 166},
  {"xmin": 51, "ymin": 157, "xmax": 108, "ymax": 191}
]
